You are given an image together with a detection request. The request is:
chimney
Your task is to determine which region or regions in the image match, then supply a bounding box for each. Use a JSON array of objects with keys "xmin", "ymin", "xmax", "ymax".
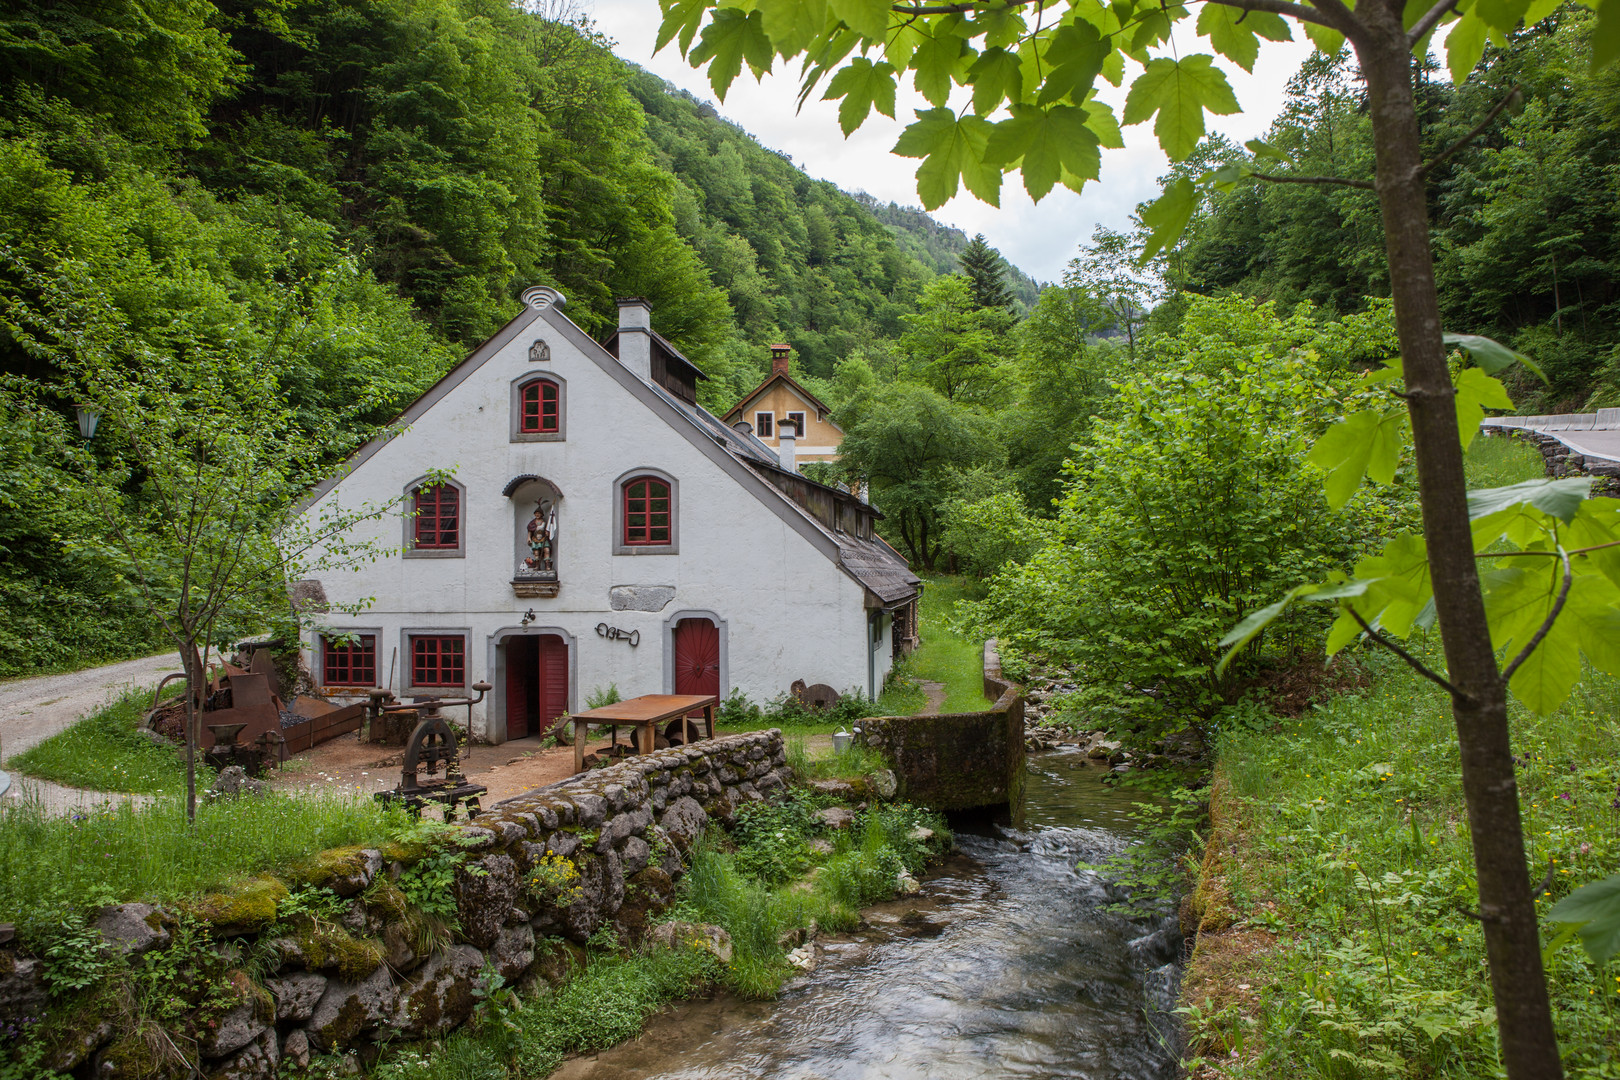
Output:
[
  {"xmin": 769, "ymin": 343, "xmax": 792, "ymax": 378},
  {"xmin": 616, "ymin": 298, "xmax": 653, "ymax": 382},
  {"xmin": 777, "ymin": 424, "xmax": 796, "ymax": 472}
]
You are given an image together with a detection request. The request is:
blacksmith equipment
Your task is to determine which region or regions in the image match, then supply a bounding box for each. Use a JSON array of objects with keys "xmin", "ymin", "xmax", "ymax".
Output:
[{"xmin": 376, "ymin": 682, "xmax": 492, "ymax": 819}]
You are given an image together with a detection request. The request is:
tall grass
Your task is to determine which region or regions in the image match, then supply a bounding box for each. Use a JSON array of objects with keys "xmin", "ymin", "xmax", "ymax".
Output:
[
  {"xmin": 1464, "ymin": 433, "xmax": 1546, "ymax": 488},
  {"xmin": 784, "ymin": 735, "xmax": 891, "ymax": 782},
  {"xmin": 8, "ymin": 686, "xmax": 195, "ymax": 794},
  {"xmin": 1186, "ymin": 645, "xmax": 1620, "ymax": 1076},
  {"xmin": 0, "ymin": 791, "xmax": 400, "ymax": 923},
  {"xmin": 908, "ymin": 575, "xmax": 993, "ymax": 713}
]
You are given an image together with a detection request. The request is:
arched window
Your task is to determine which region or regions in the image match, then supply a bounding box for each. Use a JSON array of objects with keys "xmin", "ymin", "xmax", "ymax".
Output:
[
  {"xmin": 518, "ymin": 377, "xmax": 560, "ymax": 434},
  {"xmin": 622, "ymin": 475, "xmax": 672, "ymax": 546},
  {"xmin": 413, "ymin": 484, "xmax": 460, "ymax": 549}
]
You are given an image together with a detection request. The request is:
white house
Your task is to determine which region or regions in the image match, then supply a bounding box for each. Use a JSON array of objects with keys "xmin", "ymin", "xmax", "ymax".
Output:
[{"xmin": 295, "ymin": 287, "xmax": 919, "ymax": 744}]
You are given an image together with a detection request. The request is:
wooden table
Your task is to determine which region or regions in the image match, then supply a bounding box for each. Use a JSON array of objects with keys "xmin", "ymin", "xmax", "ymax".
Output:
[{"xmin": 569, "ymin": 694, "xmax": 717, "ymax": 773}]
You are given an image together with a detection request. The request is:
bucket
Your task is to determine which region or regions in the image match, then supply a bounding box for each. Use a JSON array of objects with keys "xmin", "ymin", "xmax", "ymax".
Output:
[{"xmin": 831, "ymin": 729, "xmax": 852, "ymax": 754}]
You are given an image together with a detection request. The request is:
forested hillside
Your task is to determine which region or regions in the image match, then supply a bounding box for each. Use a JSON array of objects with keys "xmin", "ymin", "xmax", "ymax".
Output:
[
  {"xmin": 0, "ymin": 0, "xmax": 1034, "ymax": 676},
  {"xmin": 850, "ymin": 192, "xmax": 1043, "ymax": 308},
  {"xmin": 1170, "ymin": 10, "xmax": 1620, "ymax": 411}
]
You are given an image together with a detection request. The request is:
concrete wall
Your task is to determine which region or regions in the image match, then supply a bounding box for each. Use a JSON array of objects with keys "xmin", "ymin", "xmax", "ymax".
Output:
[
  {"xmin": 853, "ymin": 641, "xmax": 1025, "ymax": 821},
  {"xmin": 7, "ymin": 732, "xmax": 789, "ymax": 1077}
]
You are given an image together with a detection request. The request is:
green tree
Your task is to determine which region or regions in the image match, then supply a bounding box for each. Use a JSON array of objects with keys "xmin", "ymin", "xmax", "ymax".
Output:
[
  {"xmin": 664, "ymin": 0, "xmax": 1620, "ymax": 1064},
  {"xmin": 1065, "ymin": 227, "xmax": 1156, "ymax": 364},
  {"xmin": 957, "ymin": 232, "xmax": 1016, "ymax": 310},
  {"xmin": 837, "ymin": 382, "xmax": 998, "ymax": 568},
  {"xmin": 897, "ymin": 274, "xmax": 1015, "ymax": 403}
]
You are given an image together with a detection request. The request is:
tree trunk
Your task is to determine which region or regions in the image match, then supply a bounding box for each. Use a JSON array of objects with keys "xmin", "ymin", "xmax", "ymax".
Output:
[
  {"xmin": 181, "ymin": 642, "xmax": 202, "ymax": 823},
  {"xmin": 1356, "ymin": 11, "xmax": 1564, "ymax": 1078}
]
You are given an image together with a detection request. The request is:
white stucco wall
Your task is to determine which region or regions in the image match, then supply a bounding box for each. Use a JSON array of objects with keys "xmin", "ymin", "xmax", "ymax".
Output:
[{"xmin": 299, "ymin": 292, "xmax": 894, "ymax": 741}]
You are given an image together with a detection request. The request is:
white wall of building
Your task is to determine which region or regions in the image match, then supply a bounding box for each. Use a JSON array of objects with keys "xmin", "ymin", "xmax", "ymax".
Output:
[{"xmin": 299, "ymin": 292, "xmax": 894, "ymax": 741}]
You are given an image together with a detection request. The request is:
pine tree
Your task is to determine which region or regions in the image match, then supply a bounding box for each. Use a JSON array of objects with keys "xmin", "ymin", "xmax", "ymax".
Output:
[{"xmin": 957, "ymin": 234, "xmax": 1015, "ymax": 311}]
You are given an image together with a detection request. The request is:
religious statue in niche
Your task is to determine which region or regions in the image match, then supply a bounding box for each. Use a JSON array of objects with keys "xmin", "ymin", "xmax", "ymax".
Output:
[
  {"xmin": 524, "ymin": 499, "xmax": 557, "ymax": 576},
  {"xmin": 528, "ymin": 339, "xmax": 550, "ymax": 363}
]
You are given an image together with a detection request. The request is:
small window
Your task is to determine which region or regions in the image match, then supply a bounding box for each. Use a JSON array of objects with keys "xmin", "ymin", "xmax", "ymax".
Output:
[
  {"xmin": 755, "ymin": 412, "xmax": 774, "ymax": 438},
  {"xmin": 785, "ymin": 412, "xmax": 806, "ymax": 438},
  {"xmin": 322, "ymin": 634, "xmax": 376, "ymax": 686},
  {"xmin": 622, "ymin": 475, "xmax": 672, "ymax": 546},
  {"xmin": 519, "ymin": 378, "xmax": 560, "ymax": 434},
  {"xmin": 413, "ymin": 484, "xmax": 460, "ymax": 549},
  {"xmin": 411, "ymin": 635, "xmax": 465, "ymax": 687}
]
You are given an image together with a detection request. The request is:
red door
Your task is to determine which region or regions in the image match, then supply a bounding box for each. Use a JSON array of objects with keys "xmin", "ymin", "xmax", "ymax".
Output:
[
  {"xmin": 673, "ymin": 618, "xmax": 720, "ymax": 711},
  {"xmin": 505, "ymin": 635, "xmax": 568, "ymax": 739}
]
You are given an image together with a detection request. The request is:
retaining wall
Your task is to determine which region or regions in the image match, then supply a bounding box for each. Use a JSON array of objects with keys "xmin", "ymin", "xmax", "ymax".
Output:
[
  {"xmin": 854, "ymin": 640, "xmax": 1024, "ymax": 822},
  {"xmin": 3, "ymin": 730, "xmax": 789, "ymax": 1078}
]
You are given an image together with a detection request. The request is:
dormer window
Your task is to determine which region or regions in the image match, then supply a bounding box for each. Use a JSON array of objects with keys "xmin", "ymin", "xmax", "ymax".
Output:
[{"xmin": 519, "ymin": 377, "xmax": 560, "ymax": 434}]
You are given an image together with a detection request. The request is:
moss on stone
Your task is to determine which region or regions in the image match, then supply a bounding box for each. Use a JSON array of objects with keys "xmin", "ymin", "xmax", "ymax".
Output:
[
  {"xmin": 296, "ymin": 922, "xmax": 386, "ymax": 982},
  {"xmin": 364, "ymin": 880, "xmax": 412, "ymax": 922},
  {"xmin": 187, "ymin": 875, "xmax": 288, "ymax": 936},
  {"xmin": 102, "ymin": 1027, "xmax": 181, "ymax": 1079},
  {"xmin": 287, "ymin": 845, "xmax": 368, "ymax": 890}
]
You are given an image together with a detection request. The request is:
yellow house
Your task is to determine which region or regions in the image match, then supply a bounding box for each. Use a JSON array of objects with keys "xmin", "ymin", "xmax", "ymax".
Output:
[{"xmin": 722, "ymin": 345, "xmax": 844, "ymax": 468}]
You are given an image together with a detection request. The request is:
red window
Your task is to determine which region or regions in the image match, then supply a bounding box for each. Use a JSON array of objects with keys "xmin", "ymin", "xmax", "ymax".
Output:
[
  {"xmin": 622, "ymin": 476, "xmax": 672, "ymax": 546},
  {"xmin": 411, "ymin": 635, "xmax": 465, "ymax": 687},
  {"xmin": 413, "ymin": 484, "xmax": 459, "ymax": 549},
  {"xmin": 519, "ymin": 378, "xmax": 560, "ymax": 433},
  {"xmin": 322, "ymin": 634, "xmax": 376, "ymax": 686}
]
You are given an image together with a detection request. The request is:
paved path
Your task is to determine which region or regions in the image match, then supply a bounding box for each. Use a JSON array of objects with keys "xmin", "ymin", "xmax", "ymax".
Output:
[
  {"xmin": 0, "ymin": 651, "xmax": 183, "ymax": 813},
  {"xmin": 918, "ymin": 679, "xmax": 947, "ymax": 715}
]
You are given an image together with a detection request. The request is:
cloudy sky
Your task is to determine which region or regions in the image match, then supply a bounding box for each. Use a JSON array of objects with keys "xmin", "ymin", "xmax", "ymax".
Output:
[{"xmin": 588, "ymin": 0, "xmax": 1316, "ymax": 283}]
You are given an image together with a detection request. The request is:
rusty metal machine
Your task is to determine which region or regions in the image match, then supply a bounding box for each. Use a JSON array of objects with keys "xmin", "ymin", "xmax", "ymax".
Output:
[{"xmin": 375, "ymin": 682, "xmax": 491, "ymax": 819}]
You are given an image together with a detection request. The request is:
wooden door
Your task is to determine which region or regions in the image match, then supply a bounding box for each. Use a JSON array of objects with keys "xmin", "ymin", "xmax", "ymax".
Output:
[
  {"xmin": 537, "ymin": 635, "xmax": 568, "ymax": 730},
  {"xmin": 505, "ymin": 636, "xmax": 538, "ymax": 739},
  {"xmin": 673, "ymin": 618, "xmax": 720, "ymax": 710}
]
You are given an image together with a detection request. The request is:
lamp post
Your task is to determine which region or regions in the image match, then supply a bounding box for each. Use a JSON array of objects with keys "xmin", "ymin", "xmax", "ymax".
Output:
[{"xmin": 75, "ymin": 404, "xmax": 100, "ymax": 441}]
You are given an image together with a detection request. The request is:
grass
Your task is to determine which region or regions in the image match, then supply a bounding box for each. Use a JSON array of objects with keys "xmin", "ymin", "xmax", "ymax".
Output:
[
  {"xmin": 7, "ymin": 686, "xmax": 194, "ymax": 795},
  {"xmin": 1181, "ymin": 648, "xmax": 1620, "ymax": 1078},
  {"xmin": 784, "ymin": 735, "xmax": 893, "ymax": 782},
  {"xmin": 906, "ymin": 575, "xmax": 993, "ymax": 714},
  {"xmin": 0, "ymin": 790, "xmax": 401, "ymax": 925},
  {"xmin": 1465, "ymin": 432, "xmax": 1546, "ymax": 487}
]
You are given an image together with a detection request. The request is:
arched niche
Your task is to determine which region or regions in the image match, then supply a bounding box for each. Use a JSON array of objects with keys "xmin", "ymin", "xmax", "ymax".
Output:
[{"xmin": 508, "ymin": 475, "xmax": 563, "ymax": 597}]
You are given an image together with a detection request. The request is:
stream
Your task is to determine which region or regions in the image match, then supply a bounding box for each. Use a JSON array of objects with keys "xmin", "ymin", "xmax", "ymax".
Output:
[{"xmin": 553, "ymin": 747, "xmax": 1185, "ymax": 1080}]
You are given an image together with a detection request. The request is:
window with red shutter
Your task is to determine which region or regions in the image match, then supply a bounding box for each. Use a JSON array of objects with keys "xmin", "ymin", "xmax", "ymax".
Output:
[
  {"xmin": 413, "ymin": 485, "xmax": 460, "ymax": 549},
  {"xmin": 322, "ymin": 634, "xmax": 377, "ymax": 686},
  {"xmin": 622, "ymin": 476, "xmax": 672, "ymax": 546},
  {"xmin": 411, "ymin": 635, "xmax": 465, "ymax": 687},
  {"xmin": 519, "ymin": 378, "xmax": 560, "ymax": 434}
]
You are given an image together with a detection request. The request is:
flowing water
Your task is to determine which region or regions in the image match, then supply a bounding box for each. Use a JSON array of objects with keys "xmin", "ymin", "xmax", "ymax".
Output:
[{"xmin": 554, "ymin": 748, "xmax": 1184, "ymax": 1080}]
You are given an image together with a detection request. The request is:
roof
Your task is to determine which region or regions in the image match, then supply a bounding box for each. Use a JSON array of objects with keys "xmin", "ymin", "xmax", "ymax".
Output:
[
  {"xmin": 601, "ymin": 327, "xmax": 708, "ymax": 383},
  {"xmin": 722, "ymin": 370, "xmax": 840, "ymax": 428}
]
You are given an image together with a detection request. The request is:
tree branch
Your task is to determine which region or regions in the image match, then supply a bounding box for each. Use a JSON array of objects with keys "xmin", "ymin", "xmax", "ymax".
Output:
[
  {"xmin": 1250, "ymin": 170, "xmax": 1376, "ymax": 190},
  {"xmin": 1500, "ymin": 545, "xmax": 1573, "ymax": 684},
  {"xmin": 1419, "ymin": 86, "xmax": 1521, "ymax": 176},
  {"xmin": 1476, "ymin": 538, "xmax": 1620, "ymax": 559},
  {"xmin": 1407, "ymin": 0, "xmax": 1460, "ymax": 44},
  {"xmin": 1205, "ymin": 0, "xmax": 1354, "ymax": 32},
  {"xmin": 1347, "ymin": 608, "xmax": 1473, "ymax": 702}
]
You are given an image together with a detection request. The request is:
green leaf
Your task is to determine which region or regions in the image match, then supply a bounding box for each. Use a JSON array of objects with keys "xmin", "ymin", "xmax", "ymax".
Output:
[
  {"xmin": 657, "ymin": 0, "xmax": 711, "ymax": 55},
  {"xmin": 1195, "ymin": 4, "xmax": 1290, "ymax": 73},
  {"xmin": 1565, "ymin": 497, "xmax": 1620, "ymax": 588},
  {"xmin": 1122, "ymin": 55, "xmax": 1242, "ymax": 162},
  {"xmin": 1138, "ymin": 177, "xmax": 1196, "ymax": 264},
  {"xmin": 1037, "ymin": 22, "xmax": 1110, "ymax": 105},
  {"xmin": 689, "ymin": 9, "xmax": 774, "ymax": 101},
  {"xmin": 967, "ymin": 47, "xmax": 1025, "ymax": 115},
  {"xmin": 1467, "ymin": 478, "xmax": 1592, "ymax": 524},
  {"xmin": 1454, "ymin": 366, "xmax": 1516, "ymax": 449},
  {"xmin": 758, "ymin": 0, "xmax": 828, "ymax": 56},
  {"xmin": 912, "ymin": 26, "xmax": 971, "ymax": 106},
  {"xmin": 1245, "ymin": 137, "xmax": 1289, "ymax": 162},
  {"xmin": 1565, "ymin": 571, "xmax": 1620, "ymax": 675},
  {"xmin": 1523, "ymin": 0, "xmax": 1563, "ymax": 20},
  {"xmin": 1217, "ymin": 580, "xmax": 1368, "ymax": 673},
  {"xmin": 1442, "ymin": 331, "xmax": 1531, "ymax": 374},
  {"xmin": 1594, "ymin": 0, "xmax": 1620, "ymax": 70},
  {"xmin": 893, "ymin": 108, "xmax": 1000, "ymax": 209},
  {"xmin": 1308, "ymin": 409, "xmax": 1405, "ymax": 509},
  {"xmin": 1446, "ymin": 11, "xmax": 1489, "ymax": 84},
  {"xmin": 1083, "ymin": 99, "xmax": 1125, "ymax": 148},
  {"xmin": 822, "ymin": 57, "xmax": 897, "ymax": 135},
  {"xmin": 826, "ymin": 0, "xmax": 890, "ymax": 41},
  {"xmin": 1548, "ymin": 873, "xmax": 1620, "ymax": 966},
  {"xmin": 1475, "ymin": 0, "xmax": 1533, "ymax": 33},
  {"xmin": 1352, "ymin": 533, "xmax": 1434, "ymax": 638},
  {"xmin": 1303, "ymin": 21, "xmax": 1344, "ymax": 54},
  {"xmin": 983, "ymin": 104, "xmax": 1101, "ymax": 200},
  {"xmin": 1508, "ymin": 608, "xmax": 1584, "ymax": 714}
]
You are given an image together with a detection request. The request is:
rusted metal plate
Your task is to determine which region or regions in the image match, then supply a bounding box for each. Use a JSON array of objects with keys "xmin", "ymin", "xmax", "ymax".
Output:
[
  {"xmin": 293, "ymin": 695, "xmax": 338, "ymax": 718},
  {"xmin": 248, "ymin": 649, "xmax": 283, "ymax": 701}
]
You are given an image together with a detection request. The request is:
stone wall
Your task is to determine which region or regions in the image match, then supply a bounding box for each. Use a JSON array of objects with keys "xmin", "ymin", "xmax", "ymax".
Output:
[
  {"xmin": 1484, "ymin": 426, "xmax": 1620, "ymax": 494},
  {"xmin": 4, "ymin": 730, "xmax": 789, "ymax": 1079},
  {"xmin": 854, "ymin": 648, "xmax": 1024, "ymax": 822}
]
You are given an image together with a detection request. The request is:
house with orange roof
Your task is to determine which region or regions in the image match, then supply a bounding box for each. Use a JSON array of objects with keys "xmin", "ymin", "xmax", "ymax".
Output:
[{"xmin": 721, "ymin": 345, "xmax": 843, "ymax": 470}]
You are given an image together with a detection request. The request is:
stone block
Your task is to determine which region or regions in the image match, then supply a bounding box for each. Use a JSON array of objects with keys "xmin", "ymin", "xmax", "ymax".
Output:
[
  {"xmin": 266, "ymin": 972, "xmax": 327, "ymax": 1022},
  {"xmin": 94, "ymin": 903, "xmax": 170, "ymax": 958},
  {"xmin": 455, "ymin": 854, "xmax": 519, "ymax": 949}
]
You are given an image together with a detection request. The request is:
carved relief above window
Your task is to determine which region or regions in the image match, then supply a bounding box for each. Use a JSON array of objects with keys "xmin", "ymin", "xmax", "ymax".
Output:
[{"xmin": 528, "ymin": 338, "xmax": 550, "ymax": 363}]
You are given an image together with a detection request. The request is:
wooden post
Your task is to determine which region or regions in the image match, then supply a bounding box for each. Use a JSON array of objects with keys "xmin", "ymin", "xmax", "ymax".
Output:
[
  {"xmin": 704, "ymin": 700, "xmax": 715, "ymax": 740},
  {"xmin": 573, "ymin": 716, "xmax": 586, "ymax": 773}
]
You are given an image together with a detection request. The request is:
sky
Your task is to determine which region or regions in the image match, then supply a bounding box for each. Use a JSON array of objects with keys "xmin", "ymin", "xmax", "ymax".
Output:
[{"xmin": 588, "ymin": 0, "xmax": 1316, "ymax": 283}]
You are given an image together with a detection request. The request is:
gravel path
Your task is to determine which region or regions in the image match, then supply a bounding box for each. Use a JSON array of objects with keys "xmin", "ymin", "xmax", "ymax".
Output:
[
  {"xmin": 918, "ymin": 679, "xmax": 947, "ymax": 715},
  {"xmin": 0, "ymin": 651, "xmax": 182, "ymax": 813}
]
